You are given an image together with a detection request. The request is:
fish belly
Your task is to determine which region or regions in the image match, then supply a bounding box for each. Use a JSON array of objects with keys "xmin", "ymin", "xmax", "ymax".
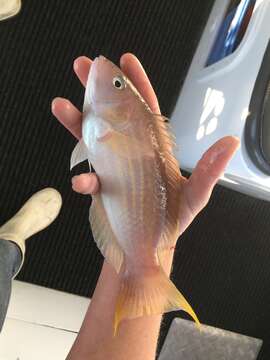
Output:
[{"xmin": 91, "ymin": 145, "xmax": 165, "ymax": 263}]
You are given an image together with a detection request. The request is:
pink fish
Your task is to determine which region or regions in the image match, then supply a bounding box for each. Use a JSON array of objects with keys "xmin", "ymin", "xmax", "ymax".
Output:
[{"xmin": 71, "ymin": 56, "xmax": 199, "ymax": 332}]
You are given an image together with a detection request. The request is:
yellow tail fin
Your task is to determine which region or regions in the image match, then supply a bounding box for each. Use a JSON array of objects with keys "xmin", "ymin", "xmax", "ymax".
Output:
[{"xmin": 114, "ymin": 266, "xmax": 200, "ymax": 334}]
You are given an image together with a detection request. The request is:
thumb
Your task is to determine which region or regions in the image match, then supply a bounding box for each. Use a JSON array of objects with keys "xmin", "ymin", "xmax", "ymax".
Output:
[{"xmin": 183, "ymin": 136, "xmax": 240, "ymax": 218}]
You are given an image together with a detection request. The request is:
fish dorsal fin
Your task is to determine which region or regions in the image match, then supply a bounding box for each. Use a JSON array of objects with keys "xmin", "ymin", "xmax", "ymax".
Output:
[
  {"xmin": 152, "ymin": 114, "xmax": 177, "ymax": 149},
  {"xmin": 89, "ymin": 194, "xmax": 123, "ymax": 274},
  {"xmin": 70, "ymin": 138, "xmax": 89, "ymax": 170},
  {"xmin": 151, "ymin": 114, "xmax": 181, "ymax": 250}
]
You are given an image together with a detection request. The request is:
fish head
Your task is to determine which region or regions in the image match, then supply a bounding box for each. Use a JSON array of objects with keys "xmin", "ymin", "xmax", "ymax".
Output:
[{"xmin": 87, "ymin": 56, "xmax": 140, "ymax": 124}]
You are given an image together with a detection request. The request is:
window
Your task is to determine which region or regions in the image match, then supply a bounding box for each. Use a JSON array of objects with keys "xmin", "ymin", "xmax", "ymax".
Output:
[{"xmin": 206, "ymin": 0, "xmax": 256, "ymax": 67}]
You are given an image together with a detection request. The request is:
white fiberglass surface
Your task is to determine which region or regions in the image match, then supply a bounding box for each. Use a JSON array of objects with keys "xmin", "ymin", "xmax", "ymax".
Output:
[{"xmin": 171, "ymin": 0, "xmax": 270, "ymax": 200}]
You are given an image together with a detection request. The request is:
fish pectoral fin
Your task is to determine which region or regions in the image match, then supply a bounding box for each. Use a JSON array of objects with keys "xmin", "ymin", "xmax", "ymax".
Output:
[
  {"xmin": 89, "ymin": 194, "xmax": 123, "ymax": 274},
  {"xmin": 114, "ymin": 265, "xmax": 200, "ymax": 335},
  {"xmin": 70, "ymin": 138, "xmax": 89, "ymax": 170}
]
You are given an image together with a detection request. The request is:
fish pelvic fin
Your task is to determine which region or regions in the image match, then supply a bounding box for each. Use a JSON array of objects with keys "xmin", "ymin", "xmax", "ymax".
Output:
[
  {"xmin": 90, "ymin": 194, "xmax": 123, "ymax": 274},
  {"xmin": 114, "ymin": 266, "xmax": 200, "ymax": 335},
  {"xmin": 70, "ymin": 138, "xmax": 89, "ymax": 171}
]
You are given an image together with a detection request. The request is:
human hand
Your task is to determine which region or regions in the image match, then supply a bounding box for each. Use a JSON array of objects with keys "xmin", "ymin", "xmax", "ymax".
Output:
[{"xmin": 52, "ymin": 53, "xmax": 239, "ymax": 236}]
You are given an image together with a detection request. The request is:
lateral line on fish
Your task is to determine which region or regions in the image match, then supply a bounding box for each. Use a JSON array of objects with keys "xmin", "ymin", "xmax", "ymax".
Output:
[
  {"xmin": 119, "ymin": 145, "xmax": 128, "ymax": 230},
  {"xmin": 138, "ymin": 152, "xmax": 144, "ymax": 235},
  {"xmin": 127, "ymin": 145, "xmax": 136, "ymax": 226}
]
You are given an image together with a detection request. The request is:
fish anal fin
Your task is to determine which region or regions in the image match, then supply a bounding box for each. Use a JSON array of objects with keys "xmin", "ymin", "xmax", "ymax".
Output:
[
  {"xmin": 158, "ymin": 224, "xmax": 180, "ymax": 251},
  {"xmin": 157, "ymin": 246, "xmax": 173, "ymax": 272},
  {"xmin": 89, "ymin": 194, "xmax": 123, "ymax": 274}
]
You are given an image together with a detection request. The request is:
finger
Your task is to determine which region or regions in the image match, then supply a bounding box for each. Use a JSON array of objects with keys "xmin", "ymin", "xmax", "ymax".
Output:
[
  {"xmin": 73, "ymin": 56, "xmax": 92, "ymax": 88},
  {"xmin": 120, "ymin": 53, "xmax": 160, "ymax": 114},
  {"xmin": 72, "ymin": 173, "xmax": 100, "ymax": 195},
  {"xmin": 183, "ymin": 136, "xmax": 240, "ymax": 217},
  {"xmin": 52, "ymin": 97, "xmax": 82, "ymax": 139}
]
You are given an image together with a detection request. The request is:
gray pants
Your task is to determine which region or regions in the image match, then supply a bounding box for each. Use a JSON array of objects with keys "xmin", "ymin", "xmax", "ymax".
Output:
[{"xmin": 0, "ymin": 239, "xmax": 22, "ymax": 331}]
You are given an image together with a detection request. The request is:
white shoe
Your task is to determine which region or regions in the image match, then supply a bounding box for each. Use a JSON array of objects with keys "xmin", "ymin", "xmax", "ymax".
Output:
[
  {"xmin": 0, "ymin": 188, "xmax": 62, "ymax": 276},
  {"xmin": 0, "ymin": 0, "xmax": 21, "ymax": 21}
]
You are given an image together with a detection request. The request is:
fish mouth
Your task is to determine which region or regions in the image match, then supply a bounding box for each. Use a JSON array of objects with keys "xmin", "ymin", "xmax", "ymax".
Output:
[
  {"xmin": 90, "ymin": 55, "xmax": 108, "ymax": 76},
  {"xmin": 92, "ymin": 54, "xmax": 108, "ymax": 65},
  {"xmin": 88, "ymin": 55, "xmax": 130, "ymax": 107},
  {"xmin": 88, "ymin": 55, "xmax": 110, "ymax": 104},
  {"xmin": 97, "ymin": 55, "xmax": 107, "ymax": 61}
]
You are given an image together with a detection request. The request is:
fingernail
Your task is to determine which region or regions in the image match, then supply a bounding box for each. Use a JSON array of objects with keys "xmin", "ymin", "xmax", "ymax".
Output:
[
  {"xmin": 73, "ymin": 58, "xmax": 79, "ymax": 71},
  {"xmin": 87, "ymin": 183, "xmax": 95, "ymax": 193},
  {"xmin": 51, "ymin": 97, "xmax": 65, "ymax": 114},
  {"xmin": 71, "ymin": 176, "xmax": 78, "ymax": 185},
  {"xmin": 208, "ymin": 146, "xmax": 227, "ymax": 165},
  {"xmin": 51, "ymin": 98, "xmax": 58, "ymax": 113},
  {"xmin": 91, "ymin": 181, "xmax": 99, "ymax": 195},
  {"xmin": 233, "ymin": 137, "xmax": 241, "ymax": 150}
]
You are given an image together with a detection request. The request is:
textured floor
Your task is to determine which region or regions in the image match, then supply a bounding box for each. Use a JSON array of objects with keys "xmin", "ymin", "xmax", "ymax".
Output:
[
  {"xmin": 159, "ymin": 319, "xmax": 262, "ymax": 360},
  {"xmin": 0, "ymin": 1, "xmax": 270, "ymax": 358}
]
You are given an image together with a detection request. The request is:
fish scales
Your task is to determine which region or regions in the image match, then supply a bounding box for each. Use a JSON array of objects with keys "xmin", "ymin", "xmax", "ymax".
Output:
[{"xmin": 70, "ymin": 56, "xmax": 199, "ymax": 333}]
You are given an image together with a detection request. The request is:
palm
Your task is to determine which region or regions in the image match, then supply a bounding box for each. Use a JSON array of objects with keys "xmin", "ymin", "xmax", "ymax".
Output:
[{"xmin": 52, "ymin": 53, "xmax": 239, "ymax": 236}]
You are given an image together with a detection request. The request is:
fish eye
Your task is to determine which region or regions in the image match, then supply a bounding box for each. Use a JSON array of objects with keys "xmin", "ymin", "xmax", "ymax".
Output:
[{"xmin": 113, "ymin": 76, "xmax": 126, "ymax": 90}]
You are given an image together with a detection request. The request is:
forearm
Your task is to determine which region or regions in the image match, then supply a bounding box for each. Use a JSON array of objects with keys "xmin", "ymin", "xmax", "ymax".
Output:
[{"xmin": 66, "ymin": 251, "xmax": 174, "ymax": 360}]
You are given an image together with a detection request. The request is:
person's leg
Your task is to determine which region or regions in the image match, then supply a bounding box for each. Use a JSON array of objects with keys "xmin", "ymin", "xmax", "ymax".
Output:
[
  {"xmin": 0, "ymin": 188, "xmax": 62, "ymax": 332},
  {"xmin": 0, "ymin": 239, "xmax": 22, "ymax": 331}
]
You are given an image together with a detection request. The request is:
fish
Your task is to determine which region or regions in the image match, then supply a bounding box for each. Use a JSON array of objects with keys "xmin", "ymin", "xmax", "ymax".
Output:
[{"xmin": 70, "ymin": 55, "xmax": 199, "ymax": 333}]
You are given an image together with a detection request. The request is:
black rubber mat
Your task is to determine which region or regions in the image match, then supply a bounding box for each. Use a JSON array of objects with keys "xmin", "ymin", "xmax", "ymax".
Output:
[{"xmin": 1, "ymin": 1, "xmax": 269, "ymax": 358}]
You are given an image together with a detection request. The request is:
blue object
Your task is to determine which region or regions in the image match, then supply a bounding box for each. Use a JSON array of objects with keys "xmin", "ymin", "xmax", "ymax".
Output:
[{"xmin": 207, "ymin": 0, "xmax": 256, "ymax": 66}]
